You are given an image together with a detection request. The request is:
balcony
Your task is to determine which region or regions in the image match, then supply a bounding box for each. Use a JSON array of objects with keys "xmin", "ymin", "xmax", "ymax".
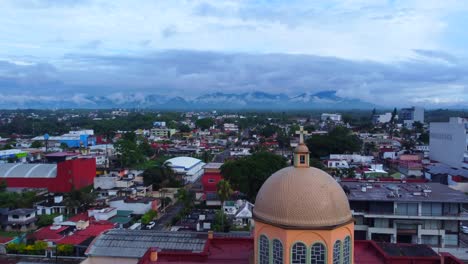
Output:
[{"xmin": 351, "ymin": 210, "xmax": 468, "ymax": 220}]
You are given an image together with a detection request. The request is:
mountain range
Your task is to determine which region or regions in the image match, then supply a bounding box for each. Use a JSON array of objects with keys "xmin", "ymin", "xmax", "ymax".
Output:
[{"xmin": 4, "ymin": 91, "xmax": 376, "ymax": 110}]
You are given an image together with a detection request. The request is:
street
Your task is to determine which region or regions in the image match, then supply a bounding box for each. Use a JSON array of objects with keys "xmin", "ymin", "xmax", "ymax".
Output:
[{"xmin": 153, "ymin": 203, "xmax": 183, "ymax": 231}]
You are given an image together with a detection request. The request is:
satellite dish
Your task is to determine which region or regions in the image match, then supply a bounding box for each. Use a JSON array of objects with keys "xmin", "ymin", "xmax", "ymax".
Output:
[{"xmin": 44, "ymin": 134, "xmax": 50, "ymax": 140}]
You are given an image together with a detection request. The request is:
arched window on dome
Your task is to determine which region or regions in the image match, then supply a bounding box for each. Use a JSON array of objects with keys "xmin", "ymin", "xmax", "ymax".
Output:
[
  {"xmin": 272, "ymin": 239, "xmax": 283, "ymax": 264},
  {"xmin": 333, "ymin": 240, "xmax": 342, "ymax": 264},
  {"xmin": 259, "ymin": 235, "xmax": 270, "ymax": 264},
  {"xmin": 310, "ymin": 242, "xmax": 326, "ymax": 264},
  {"xmin": 343, "ymin": 236, "xmax": 351, "ymax": 264},
  {"xmin": 291, "ymin": 242, "xmax": 307, "ymax": 264}
]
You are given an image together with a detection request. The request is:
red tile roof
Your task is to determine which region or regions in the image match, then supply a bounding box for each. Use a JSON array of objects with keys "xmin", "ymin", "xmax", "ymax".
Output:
[
  {"xmin": 0, "ymin": 236, "xmax": 14, "ymax": 244},
  {"xmin": 57, "ymin": 223, "xmax": 114, "ymax": 245},
  {"xmin": 29, "ymin": 225, "xmax": 69, "ymax": 241}
]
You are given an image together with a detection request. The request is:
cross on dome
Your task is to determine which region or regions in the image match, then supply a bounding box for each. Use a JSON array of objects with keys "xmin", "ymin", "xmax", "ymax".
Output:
[{"xmin": 295, "ymin": 126, "xmax": 310, "ymax": 144}]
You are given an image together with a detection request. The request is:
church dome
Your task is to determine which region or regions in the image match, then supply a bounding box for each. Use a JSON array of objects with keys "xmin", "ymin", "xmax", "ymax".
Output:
[{"xmin": 253, "ymin": 166, "xmax": 352, "ymax": 229}]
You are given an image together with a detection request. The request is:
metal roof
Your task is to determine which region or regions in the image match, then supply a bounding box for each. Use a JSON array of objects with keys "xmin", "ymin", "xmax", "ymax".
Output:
[
  {"xmin": 86, "ymin": 230, "xmax": 207, "ymax": 258},
  {"xmin": 341, "ymin": 182, "xmax": 468, "ymax": 203},
  {"xmin": 0, "ymin": 163, "xmax": 57, "ymax": 178},
  {"xmin": 165, "ymin": 157, "xmax": 203, "ymax": 170}
]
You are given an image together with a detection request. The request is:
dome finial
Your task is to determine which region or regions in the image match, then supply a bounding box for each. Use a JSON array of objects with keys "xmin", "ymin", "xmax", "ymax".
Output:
[
  {"xmin": 294, "ymin": 126, "xmax": 310, "ymax": 168},
  {"xmin": 295, "ymin": 126, "xmax": 308, "ymax": 144}
]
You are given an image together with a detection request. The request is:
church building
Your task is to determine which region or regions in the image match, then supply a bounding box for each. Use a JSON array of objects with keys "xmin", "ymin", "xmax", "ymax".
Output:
[{"xmin": 253, "ymin": 127, "xmax": 354, "ymax": 264}]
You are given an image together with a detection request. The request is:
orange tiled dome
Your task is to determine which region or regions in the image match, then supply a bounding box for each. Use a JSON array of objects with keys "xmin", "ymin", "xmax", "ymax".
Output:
[{"xmin": 253, "ymin": 166, "xmax": 352, "ymax": 229}]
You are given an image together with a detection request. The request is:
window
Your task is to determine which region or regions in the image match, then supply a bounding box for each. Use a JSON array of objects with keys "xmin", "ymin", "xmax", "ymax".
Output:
[
  {"xmin": 443, "ymin": 203, "xmax": 459, "ymax": 215},
  {"xmin": 311, "ymin": 243, "xmax": 326, "ymax": 264},
  {"xmin": 422, "ymin": 203, "xmax": 442, "ymax": 216},
  {"xmin": 444, "ymin": 220, "xmax": 458, "ymax": 232},
  {"xmin": 396, "ymin": 203, "xmax": 418, "ymax": 216},
  {"xmin": 343, "ymin": 236, "xmax": 351, "ymax": 264},
  {"xmin": 423, "ymin": 220, "xmax": 441, "ymax": 230},
  {"xmin": 421, "ymin": 235, "xmax": 439, "ymax": 246},
  {"xmin": 259, "ymin": 235, "xmax": 270, "ymax": 264},
  {"xmin": 272, "ymin": 239, "xmax": 283, "ymax": 264},
  {"xmin": 292, "ymin": 242, "xmax": 307, "ymax": 264},
  {"xmin": 445, "ymin": 234, "xmax": 458, "ymax": 246},
  {"xmin": 333, "ymin": 240, "xmax": 341, "ymax": 264},
  {"xmin": 300, "ymin": 155, "xmax": 305, "ymax": 164},
  {"xmin": 374, "ymin": 218, "xmax": 389, "ymax": 228}
]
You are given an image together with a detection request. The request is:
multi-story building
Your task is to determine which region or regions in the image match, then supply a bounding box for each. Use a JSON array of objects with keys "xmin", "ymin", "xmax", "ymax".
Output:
[
  {"xmin": 399, "ymin": 107, "xmax": 424, "ymax": 127},
  {"xmin": 430, "ymin": 117, "xmax": 468, "ymax": 169},
  {"xmin": 341, "ymin": 181, "xmax": 468, "ymax": 249},
  {"xmin": 223, "ymin": 123, "xmax": 239, "ymax": 133},
  {"xmin": 321, "ymin": 113, "xmax": 342, "ymax": 122},
  {"xmin": 150, "ymin": 127, "xmax": 176, "ymax": 138}
]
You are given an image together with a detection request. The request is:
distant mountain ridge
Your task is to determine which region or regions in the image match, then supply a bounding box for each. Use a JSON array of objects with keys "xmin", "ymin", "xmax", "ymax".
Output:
[{"xmin": 2, "ymin": 90, "xmax": 376, "ymax": 109}]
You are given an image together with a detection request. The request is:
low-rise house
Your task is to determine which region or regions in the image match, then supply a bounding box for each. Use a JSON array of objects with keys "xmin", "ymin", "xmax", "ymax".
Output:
[
  {"xmin": 109, "ymin": 197, "xmax": 159, "ymax": 215},
  {"xmin": 325, "ymin": 159, "xmax": 350, "ymax": 169},
  {"xmin": 5, "ymin": 208, "xmax": 37, "ymax": 231},
  {"xmin": 36, "ymin": 195, "xmax": 70, "ymax": 215},
  {"xmin": 88, "ymin": 207, "xmax": 118, "ymax": 221}
]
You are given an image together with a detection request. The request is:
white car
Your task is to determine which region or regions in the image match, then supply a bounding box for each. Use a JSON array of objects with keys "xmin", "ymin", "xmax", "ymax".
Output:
[
  {"xmin": 461, "ymin": 225, "xmax": 468, "ymax": 234},
  {"xmin": 147, "ymin": 221, "xmax": 155, "ymax": 229}
]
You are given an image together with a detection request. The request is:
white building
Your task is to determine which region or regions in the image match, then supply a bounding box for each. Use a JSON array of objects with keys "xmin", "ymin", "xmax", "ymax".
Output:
[
  {"xmin": 373, "ymin": 113, "xmax": 393, "ymax": 124},
  {"xmin": 429, "ymin": 117, "xmax": 468, "ymax": 169},
  {"xmin": 88, "ymin": 207, "xmax": 117, "ymax": 221},
  {"xmin": 329, "ymin": 154, "xmax": 373, "ymax": 164},
  {"xmin": 108, "ymin": 197, "xmax": 157, "ymax": 215},
  {"xmin": 164, "ymin": 156, "xmax": 206, "ymax": 183},
  {"xmin": 400, "ymin": 107, "xmax": 424, "ymax": 127},
  {"xmin": 223, "ymin": 123, "xmax": 239, "ymax": 133},
  {"xmin": 321, "ymin": 113, "xmax": 342, "ymax": 122},
  {"xmin": 326, "ymin": 159, "xmax": 350, "ymax": 169}
]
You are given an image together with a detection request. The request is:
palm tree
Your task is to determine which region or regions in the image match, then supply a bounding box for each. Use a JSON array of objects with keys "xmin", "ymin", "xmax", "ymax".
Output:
[{"xmin": 217, "ymin": 180, "xmax": 233, "ymax": 232}]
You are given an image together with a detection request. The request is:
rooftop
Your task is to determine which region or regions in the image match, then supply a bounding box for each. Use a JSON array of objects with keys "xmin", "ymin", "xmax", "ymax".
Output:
[
  {"xmin": 86, "ymin": 230, "xmax": 208, "ymax": 259},
  {"xmin": 165, "ymin": 156, "xmax": 204, "ymax": 170},
  {"xmin": 0, "ymin": 163, "xmax": 57, "ymax": 178},
  {"xmin": 341, "ymin": 182, "xmax": 468, "ymax": 203}
]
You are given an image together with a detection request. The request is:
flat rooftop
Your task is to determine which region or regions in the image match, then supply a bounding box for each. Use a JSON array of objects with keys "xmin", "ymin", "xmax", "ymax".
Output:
[{"xmin": 341, "ymin": 182, "xmax": 468, "ymax": 203}]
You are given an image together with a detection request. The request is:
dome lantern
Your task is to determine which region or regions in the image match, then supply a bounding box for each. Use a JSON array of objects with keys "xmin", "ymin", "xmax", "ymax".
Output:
[{"xmin": 294, "ymin": 126, "xmax": 310, "ymax": 168}]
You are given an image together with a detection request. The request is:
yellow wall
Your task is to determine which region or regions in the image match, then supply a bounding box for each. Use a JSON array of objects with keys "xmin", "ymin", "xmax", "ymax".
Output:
[{"xmin": 254, "ymin": 221, "xmax": 354, "ymax": 264}]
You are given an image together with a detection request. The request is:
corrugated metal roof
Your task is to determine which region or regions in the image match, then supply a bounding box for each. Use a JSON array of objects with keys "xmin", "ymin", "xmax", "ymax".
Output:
[
  {"xmin": 87, "ymin": 230, "xmax": 207, "ymax": 258},
  {"xmin": 0, "ymin": 163, "xmax": 57, "ymax": 178}
]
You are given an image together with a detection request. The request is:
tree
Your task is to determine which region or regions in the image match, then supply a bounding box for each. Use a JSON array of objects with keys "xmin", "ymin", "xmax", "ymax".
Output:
[
  {"xmin": 195, "ymin": 118, "xmax": 214, "ymax": 130},
  {"xmin": 213, "ymin": 210, "xmax": 229, "ymax": 232},
  {"xmin": 306, "ymin": 127, "xmax": 362, "ymax": 159},
  {"xmin": 57, "ymin": 244, "xmax": 74, "ymax": 256},
  {"xmin": 221, "ymin": 152, "xmax": 288, "ymax": 201},
  {"xmin": 142, "ymin": 163, "xmax": 180, "ymax": 190},
  {"xmin": 178, "ymin": 124, "xmax": 191, "ymax": 133},
  {"xmin": 64, "ymin": 187, "xmax": 96, "ymax": 213},
  {"xmin": 418, "ymin": 132, "xmax": 429, "ymax": 144},
  {"xmin": 141, "ymin": 210, "xmax": 158, "ymax": 225},
  {"xmin": 390, "ymin": 107, "xmax": 397, "ymax": 123},
  {"xmin": 217, "ymin": 180, "xmax": 233, "ymax": 231},
  {"xmin": 259, "ymin": 125, "xmax": 279, "ymax": 138},
  {"xmin": 115, "ymin": 132, "xmax": 145, "ymax": 167},
  {"xmin": 0, "ymin": 179, "xmax": 7, "ymax": 192},
  {"xmin": 30, "ymin": 141, "xmax": 43, "ymax": 148},
  {"xmin": 37, "ymin": 214, "xmax": 57, "ymax": 227}
]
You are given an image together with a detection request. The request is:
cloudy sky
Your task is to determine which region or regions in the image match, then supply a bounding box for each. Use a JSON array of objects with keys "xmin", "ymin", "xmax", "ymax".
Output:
[{"xmin": 1, "ymin": 0, "xmax": 468, "ymax": 107}]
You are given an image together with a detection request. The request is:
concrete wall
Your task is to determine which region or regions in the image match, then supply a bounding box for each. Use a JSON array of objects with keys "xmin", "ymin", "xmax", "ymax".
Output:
[{"xmin": 430, "ymin": 118, "xmax": 467, "ymax": 168}]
